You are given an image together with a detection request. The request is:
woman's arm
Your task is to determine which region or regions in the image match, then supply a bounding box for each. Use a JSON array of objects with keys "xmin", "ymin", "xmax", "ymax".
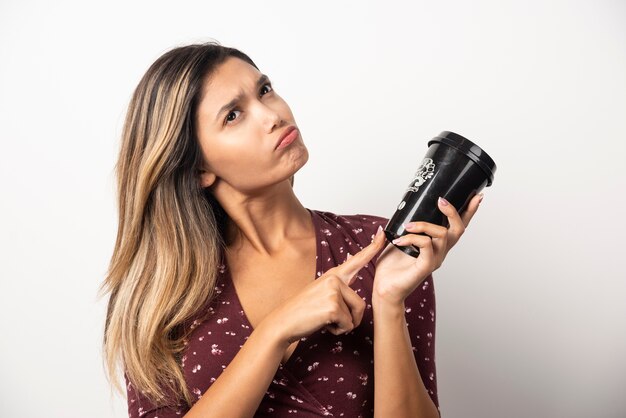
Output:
[
  {"xmin": 183, "ymin": 234, "xmax": 387, "ymax": 418},
  {"xmin": 183, "ymin": 321, "xmax": 288, "ymax": 418},
  {"xmin": 127, "ymin": 323, "xmax": 288, "ymax": 418},
  {"xmin": 372, "ymin": 292, "xmax": 440, "ymax": 418},
  {"xmin": 180, "ymin": 323, "xmax": 288, "ymax": 418},
  {"xmin": 369, "ymin": 195, "xmax": 482, "ymax": 417}
]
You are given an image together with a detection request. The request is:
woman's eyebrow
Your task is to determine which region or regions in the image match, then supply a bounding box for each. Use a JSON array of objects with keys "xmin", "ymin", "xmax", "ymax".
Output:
[{"xmin": 214, "ymin": 74, "xmax": 270, "ymax": 122}]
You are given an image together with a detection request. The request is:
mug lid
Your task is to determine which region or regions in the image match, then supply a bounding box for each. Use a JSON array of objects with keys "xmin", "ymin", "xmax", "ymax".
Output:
[{"xmin": 428, "ymin": 131, "xmax": 497, "ymax": 186}]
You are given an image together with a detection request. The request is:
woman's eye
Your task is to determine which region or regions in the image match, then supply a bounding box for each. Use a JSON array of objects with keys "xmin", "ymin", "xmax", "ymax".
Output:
[
  {"xmin": 224, "ymin": 83, "xmax": 273, "ymax": 125},
  {"xmin": 225, "ymin": 110, "xmax": 241, "ymax": 124},
  {"xmin": 260, "ymin": 83, "xmax": 273, "ymax": 96}
]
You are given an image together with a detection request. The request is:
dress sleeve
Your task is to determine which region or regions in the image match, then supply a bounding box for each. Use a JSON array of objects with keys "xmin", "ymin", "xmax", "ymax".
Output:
[{"xmin": 125, "ymin": 372, "xmax": 190, "ymax": 418}]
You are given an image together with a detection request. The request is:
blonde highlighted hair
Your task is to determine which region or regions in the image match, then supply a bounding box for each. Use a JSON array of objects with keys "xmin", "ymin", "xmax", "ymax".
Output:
[{"xmin": 98, "ymin": 41, "xmax": 294, "ymax": 408}]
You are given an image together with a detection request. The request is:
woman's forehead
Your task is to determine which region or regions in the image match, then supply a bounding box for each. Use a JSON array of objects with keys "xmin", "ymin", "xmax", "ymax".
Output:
[{"xmin": 197, "ymin": 58, "xmax": 262, "ymax": 123}]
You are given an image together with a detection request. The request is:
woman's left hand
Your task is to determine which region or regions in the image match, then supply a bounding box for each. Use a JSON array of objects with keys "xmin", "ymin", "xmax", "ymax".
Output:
[{"xmin": 372, "ymin": 194, "xmax": 484, "ymax": 306}]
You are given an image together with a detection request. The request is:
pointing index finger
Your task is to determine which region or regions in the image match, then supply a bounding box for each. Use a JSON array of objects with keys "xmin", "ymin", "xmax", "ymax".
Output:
[{"xmin": 334, "ymin": 226, "xmax": 386, "ymax": 285}]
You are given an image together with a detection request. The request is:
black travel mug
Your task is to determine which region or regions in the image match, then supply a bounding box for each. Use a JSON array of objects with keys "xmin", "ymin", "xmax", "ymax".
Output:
[{"xmin": 383, "ymin": 131, "xmax": 497, "ymax": 257}]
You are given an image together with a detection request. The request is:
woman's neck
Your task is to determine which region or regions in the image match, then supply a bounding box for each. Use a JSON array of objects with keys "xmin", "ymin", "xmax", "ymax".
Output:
[{"xmin": 219, "ymin": 181, "xmax": 313, "ymax": 258}]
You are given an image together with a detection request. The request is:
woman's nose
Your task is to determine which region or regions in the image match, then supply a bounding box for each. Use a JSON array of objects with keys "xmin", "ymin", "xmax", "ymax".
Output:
[{"xmin": 259, "ymin": 103, "xmax": 283, "ymax": 132}]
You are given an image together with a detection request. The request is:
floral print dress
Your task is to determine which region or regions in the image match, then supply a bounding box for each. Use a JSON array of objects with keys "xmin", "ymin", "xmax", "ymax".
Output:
[{"xmin": 126, "ymin": 208, "xmax": 439, "ymax": 417}]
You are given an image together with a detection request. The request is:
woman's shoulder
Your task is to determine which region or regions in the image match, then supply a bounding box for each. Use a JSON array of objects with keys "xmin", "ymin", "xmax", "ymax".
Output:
[
  {"xmin": 310, "ymin": 208, "xmax": 389, "ymax": 248},
  {"xmin": 311, "ymin": 208, "xmax": 389, "ymax": 227}
]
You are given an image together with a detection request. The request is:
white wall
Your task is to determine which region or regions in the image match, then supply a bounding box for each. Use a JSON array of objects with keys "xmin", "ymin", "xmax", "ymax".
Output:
[{"xmin": 1, "ymin": 1, "xmax": 624, "ymax": 417}]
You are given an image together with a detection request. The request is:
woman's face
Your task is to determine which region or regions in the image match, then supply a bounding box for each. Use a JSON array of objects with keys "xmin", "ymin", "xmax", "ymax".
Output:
[{"xmin": 195, "ymin": 56, "xmax": 308, "ymax": 194}]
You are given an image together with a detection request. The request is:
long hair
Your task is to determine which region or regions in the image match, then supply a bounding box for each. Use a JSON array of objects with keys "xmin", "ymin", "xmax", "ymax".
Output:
[{"xmin": 98, "ymin": 41, "xmax": 293, "ymax": 408}]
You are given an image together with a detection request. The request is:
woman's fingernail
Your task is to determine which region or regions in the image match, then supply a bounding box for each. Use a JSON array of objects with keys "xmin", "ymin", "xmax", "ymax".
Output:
[
  {"xmin": 478, "ymin": 193, "xmax": 484, "ymax": 204},
  {"xmin": 392, "ymin": 237, "xmax": 404, "ymax": 245},
  {"xmin": 438, "ymin": 197, "xmax": 449, "ymax": 206}
]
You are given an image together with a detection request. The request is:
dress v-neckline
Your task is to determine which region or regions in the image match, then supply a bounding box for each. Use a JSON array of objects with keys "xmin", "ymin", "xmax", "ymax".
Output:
[{"xmin": 223, "ymin": 208, "xmax": 323, "ymax": 369}]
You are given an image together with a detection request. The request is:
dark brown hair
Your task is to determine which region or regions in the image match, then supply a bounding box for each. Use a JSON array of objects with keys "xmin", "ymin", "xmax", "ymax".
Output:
[{"xmin": 100, "ymin": 41, "xmax": 293, "ymax": 408}]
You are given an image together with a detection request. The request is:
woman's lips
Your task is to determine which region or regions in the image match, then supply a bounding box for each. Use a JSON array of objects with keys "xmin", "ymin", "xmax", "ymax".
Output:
[{"xmin": 276, "ymin": 128, "xmax": 299, "ymax": 150}]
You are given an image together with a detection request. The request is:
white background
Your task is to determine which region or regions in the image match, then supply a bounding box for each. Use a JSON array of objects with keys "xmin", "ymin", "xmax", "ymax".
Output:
[{"xmin": 1, "ymin": 1, "xmax": 625, "ymax": 417}]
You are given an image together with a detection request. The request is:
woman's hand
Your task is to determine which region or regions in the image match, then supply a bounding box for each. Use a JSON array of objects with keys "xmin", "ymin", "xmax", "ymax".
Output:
[
  {"xmin": 373, "ymin": 194, "xmax": 484, "ymax": 306},
  {"xmin": 262, "ymin": 227, "xmax": 387, "ymax": 346}
]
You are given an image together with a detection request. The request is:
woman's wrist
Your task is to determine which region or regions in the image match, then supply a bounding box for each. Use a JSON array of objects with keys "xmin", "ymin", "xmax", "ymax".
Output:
[
  {"xmin": 255, "ymin": 317, "xmax": 291, "ymax": 350},
  {"xmin": 371, "ymin": 288, "xmax": 406, "ymax": 314}
]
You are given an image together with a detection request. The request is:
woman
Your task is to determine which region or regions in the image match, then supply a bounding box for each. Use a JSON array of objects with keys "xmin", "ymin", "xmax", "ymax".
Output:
[{"xmin": 100, "ymin": 41, "xmax": 483, "ymax": 418}]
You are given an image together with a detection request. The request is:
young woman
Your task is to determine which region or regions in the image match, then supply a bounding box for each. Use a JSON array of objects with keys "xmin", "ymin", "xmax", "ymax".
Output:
[{"xmin": 100, "ymin": 41, "xmax": 483, "ymax": 418}]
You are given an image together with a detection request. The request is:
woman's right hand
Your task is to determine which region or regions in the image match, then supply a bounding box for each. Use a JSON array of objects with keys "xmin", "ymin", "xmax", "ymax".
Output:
[{"xmin": 263, "ymin": 226, "xmax": 387, "ymax": 346}]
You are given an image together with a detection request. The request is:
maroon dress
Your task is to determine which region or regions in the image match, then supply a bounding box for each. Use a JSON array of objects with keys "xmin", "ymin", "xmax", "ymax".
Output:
[{"xmin": 126, "ymin": 208, "xmax": 439, "ymax": 417}]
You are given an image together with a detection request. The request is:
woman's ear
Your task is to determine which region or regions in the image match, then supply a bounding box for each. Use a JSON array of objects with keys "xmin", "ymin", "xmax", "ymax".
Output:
[{"xmin": 198, "ymin": 167, "xmax": 217, "ymax": 188}]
